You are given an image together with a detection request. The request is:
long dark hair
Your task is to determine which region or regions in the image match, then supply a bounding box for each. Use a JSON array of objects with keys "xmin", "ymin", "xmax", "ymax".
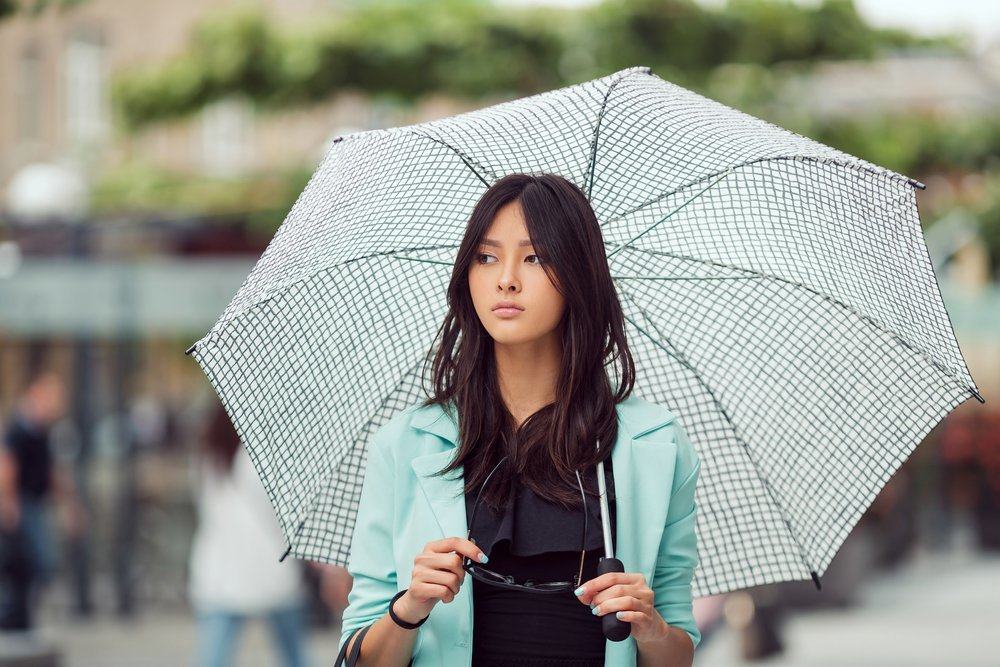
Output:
[
  {"xmin": 201, "ymin": 401, "xmax": 242, "ymax": 475},
  {"xmin": 421, "ymin": 172, "xmax": 636, "ymax": 512}
]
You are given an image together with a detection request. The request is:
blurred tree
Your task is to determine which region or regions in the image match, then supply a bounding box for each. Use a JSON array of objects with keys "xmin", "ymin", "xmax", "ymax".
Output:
[
  {"xmin": 974, "ymin": 176, "xmax": 1000, "ymax": 279},
  {"xmin": 0, "ymin": 0, "xmax": 88, "ymax": 20},
  {"xmin": 89, "ymin": 159, "xmax": 314, "ymax": 233},
  {"xmin": 111, "ymin": 0, "xmax": 958, "ymax": 131}
]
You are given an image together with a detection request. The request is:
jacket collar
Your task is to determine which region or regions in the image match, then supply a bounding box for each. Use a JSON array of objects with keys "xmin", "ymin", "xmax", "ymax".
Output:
[{"xmin": 409, "ymin": 394, "xmax": 674, "ymax": 446}]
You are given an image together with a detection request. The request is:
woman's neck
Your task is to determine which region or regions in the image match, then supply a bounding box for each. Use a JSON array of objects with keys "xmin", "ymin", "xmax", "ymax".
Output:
[{"xmin": 494, "ymin": 334, "xmax": 561, "ymax": 426}]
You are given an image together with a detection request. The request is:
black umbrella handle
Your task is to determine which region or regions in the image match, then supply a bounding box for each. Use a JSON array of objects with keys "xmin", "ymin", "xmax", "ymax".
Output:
[{"xmin": 597, "ymin": 556, "xmax": 631, "ymax": 641}]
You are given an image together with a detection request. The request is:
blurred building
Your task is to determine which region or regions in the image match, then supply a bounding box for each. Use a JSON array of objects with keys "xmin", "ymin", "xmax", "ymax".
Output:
[
  {"xmin": 0, "ymin": 0, "xmax": 483, "ymax": 415},
  {"xmin": 0, "ymin": 0, "xmax": 475, "ymax": 202}
]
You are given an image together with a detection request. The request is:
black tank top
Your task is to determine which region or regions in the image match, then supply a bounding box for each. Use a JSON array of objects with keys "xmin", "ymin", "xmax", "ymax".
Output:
[{"xmin": 465, "ymin": 456, "xmax": 617, "ymax": 667}]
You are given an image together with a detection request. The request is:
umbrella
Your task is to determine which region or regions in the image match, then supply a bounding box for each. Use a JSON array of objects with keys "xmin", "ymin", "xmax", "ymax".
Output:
[{"xmin": 185, "ymin": 65, "xmax": 984, "ymax": 598}]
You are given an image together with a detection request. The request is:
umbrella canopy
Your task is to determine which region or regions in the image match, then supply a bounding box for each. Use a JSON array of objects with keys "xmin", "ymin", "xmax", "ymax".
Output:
[{"xmin": 185, "ymin": 65, "xmax": 983, "ymax": 598}]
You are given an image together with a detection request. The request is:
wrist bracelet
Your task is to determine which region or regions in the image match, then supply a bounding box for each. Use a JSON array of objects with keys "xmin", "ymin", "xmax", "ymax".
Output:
[{"xmin": 389, "ymin": 588, "xmax": 429, "ymax": 629}]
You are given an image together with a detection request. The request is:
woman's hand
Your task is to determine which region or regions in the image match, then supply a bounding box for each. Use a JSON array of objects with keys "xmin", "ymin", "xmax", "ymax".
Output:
[
  {"xmin": 396, "ymin": 536, "xmax": 489, "ymax": 624},
  {"xmin": 574, "ymin": 571, "xmax": 668, "ymax": 645}
]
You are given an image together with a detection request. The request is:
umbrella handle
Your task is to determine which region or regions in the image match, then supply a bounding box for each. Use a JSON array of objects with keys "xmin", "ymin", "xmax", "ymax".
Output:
[
  {"xmin": 594, "ymin": 456, "xmax": 630, "ymax": 640},
  {"xmin": 597, "ymin": 556, "xmax": 631, "ymax": 641}
]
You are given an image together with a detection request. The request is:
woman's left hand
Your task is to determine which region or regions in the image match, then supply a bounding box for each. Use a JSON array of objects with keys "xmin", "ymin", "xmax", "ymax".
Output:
[{"xmin": 574, "ymin": 571, "xmax": 667, "ymax": 645}]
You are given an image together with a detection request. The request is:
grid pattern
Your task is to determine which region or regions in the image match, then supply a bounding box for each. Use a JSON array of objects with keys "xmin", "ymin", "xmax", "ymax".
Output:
[{"xmin": 186, "ymin": 65, "xmax": 983, "ymax": 598}]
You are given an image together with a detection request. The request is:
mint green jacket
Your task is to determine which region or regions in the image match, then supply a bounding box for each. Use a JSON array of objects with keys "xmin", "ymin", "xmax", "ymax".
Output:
[{"xmin": 337, "ymin": 395, "xmax": 702, "ymax": 665}]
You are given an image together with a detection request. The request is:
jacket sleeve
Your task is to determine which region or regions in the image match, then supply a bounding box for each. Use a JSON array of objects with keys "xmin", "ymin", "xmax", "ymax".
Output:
[
  {"xmin": 651, "ymin": 419, "xmax": 702, "ymax": 650},
  {"xmin": 337, "ymin": 420, "xmax": 400, "ymax": 654}
]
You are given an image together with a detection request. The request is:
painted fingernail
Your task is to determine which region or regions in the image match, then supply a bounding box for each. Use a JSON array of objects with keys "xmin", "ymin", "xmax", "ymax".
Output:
[
  {"xmin": 616, "ymin": 611, "xmax": 625, "ymax": 620},
  {"xmin": 479, "ymin": 553, "xmax": 489, "ymax": 563},
  {"xmin": 591, "ymin": 605, "xmax": 600, "ymax": 615},
  {"xmin": 574, "ymin": 586, "xmax": 585, "ymax": 596}
]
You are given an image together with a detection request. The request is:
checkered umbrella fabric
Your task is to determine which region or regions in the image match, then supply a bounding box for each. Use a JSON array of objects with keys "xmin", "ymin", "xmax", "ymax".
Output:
[{"xmin": 185, "ymin": 65, "xmax": 983, "ymax": 597}]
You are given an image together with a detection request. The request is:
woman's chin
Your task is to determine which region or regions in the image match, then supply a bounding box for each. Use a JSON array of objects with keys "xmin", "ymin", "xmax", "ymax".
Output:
[{"xmin": 488, "ymin": 329, "xmax": 541, "ymax": 346}]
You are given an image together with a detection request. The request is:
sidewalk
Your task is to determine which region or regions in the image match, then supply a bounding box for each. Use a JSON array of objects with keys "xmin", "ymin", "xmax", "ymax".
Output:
[
  {"xmin": 17, "ymin": 589, "xmax": 343, "ymax": 667},
  {"xmin": 22, "ymin": 609, "xmax": 342, "ymax": 667},
  {"xmin": 11, "ymin": 546, "xmax": 1000, "ymax": 665},
  {"xmin": 696, "ymin": 546, "xmax": 1000, "ymax": 666}
]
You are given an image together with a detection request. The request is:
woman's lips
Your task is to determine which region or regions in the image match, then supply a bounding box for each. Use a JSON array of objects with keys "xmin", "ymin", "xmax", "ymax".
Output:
[{"xmin": 493, "ymin": 307, "xmax": 523, "ymax": 318}]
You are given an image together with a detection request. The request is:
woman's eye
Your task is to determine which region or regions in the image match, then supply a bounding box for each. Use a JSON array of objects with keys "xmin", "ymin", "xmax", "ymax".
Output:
[{"xmin": 475, "ymin": 253, "xmax": 543, "ymax": 265}]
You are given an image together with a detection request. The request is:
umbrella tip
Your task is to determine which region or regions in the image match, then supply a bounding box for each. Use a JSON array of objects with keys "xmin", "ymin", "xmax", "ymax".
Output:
[
  {"xmin": 184, "ymin": 343, "xmax": 197, "ymax": 356},
  {"xmin": 972, "ymin": 387, "xmax": 986, "ymax": 404},
  {"xmin": 810, "ymin": 570, "xmax": 822, "ymax": 591},
  {"xmin": 909, "ymin": 178, "xmax": 926, "ymax": 190}
]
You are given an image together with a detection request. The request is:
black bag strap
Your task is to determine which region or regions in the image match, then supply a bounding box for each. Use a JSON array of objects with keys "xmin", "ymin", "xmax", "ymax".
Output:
[
  {"xmin": 347, "ymin": 623, "xmax": 372, "ymax": 665},
  {"xmin": 334, "ymin": 623, "xmax": 372, "ymax": 667},
  {"xmin": 332, "ymin": 626, "xmax": 352, "ymax": 666},
  {"xmin": 334, "ymin": 618, "xmax": 417, "ymax": 666}
]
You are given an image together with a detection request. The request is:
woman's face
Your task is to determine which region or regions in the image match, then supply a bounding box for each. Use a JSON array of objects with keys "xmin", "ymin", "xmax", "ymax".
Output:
[{"xmin": 468, "ymin": 200, "xmax": 566, "ymax": 347}]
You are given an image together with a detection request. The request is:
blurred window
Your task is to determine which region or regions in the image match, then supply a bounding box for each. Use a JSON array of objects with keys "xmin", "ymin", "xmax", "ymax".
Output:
[
  {"xmin": 200, "ymin": 95, "xmax": 255, "ymax": 177},
  {"xmin": 17, "ymin": 44, "xmax": 43, "ymax": 142},
  {"xmin": 64, "ymin": 27, "xmax": 110, "ymax": 146}
]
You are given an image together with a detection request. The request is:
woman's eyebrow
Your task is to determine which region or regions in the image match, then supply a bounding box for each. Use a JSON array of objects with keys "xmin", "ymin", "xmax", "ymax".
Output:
[{"xmin": 481, "ymin": 238, "xmax": 534, "ymax": 247}]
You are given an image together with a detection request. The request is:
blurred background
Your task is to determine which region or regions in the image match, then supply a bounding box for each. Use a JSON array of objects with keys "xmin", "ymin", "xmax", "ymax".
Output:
[{"xmin": 0, "ymin": 0, "xmax": 997, "ymax": 665}]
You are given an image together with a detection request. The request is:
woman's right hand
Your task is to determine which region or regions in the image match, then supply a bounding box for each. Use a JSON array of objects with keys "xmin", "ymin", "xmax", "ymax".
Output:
[{"xmin": 395, "ymin": 537, "xmax": 489, "ymax": 623}]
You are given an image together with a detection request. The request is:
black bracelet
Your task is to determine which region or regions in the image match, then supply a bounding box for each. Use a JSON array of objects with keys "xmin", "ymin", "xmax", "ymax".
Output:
[{"xmin": 389, "ymin": 588, "xmax": 429, "ymax": 629}]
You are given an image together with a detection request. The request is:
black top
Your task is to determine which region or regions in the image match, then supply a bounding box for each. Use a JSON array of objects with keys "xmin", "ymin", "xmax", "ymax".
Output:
[
  {"xmin": 2, "ymin": 411, "xmax": 53, "ymax": 501},
  {"xmin": 466, "ymin": 456, "xmax": 616, "ymax": 667}
]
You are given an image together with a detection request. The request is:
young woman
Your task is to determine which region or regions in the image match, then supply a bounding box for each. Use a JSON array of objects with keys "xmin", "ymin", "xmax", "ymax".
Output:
[{"xmin": 339, "ymin": 173, "xmax": 701, "ymax": 667}]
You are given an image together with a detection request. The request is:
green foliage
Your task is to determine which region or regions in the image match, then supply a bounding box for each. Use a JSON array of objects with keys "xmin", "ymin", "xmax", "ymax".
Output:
[
  {"xmin": 112, "ymin": 1, "xmax": 573, "ymax": 130},
  {"xmin": 808, "ymin": 114, "xmax": 1000, "ymax": 178},
  {"xmin": 112, "ymin": 0, "xmax": 959, "ymax": 131},
  {"xmin": 972, "ymin": 174, "xmax": 1000, "ymax": 277},
  {"xmin": 90, "ymin": 160, "xmax": 315, "ymax": 232},
  {"xmin": 0, "ymin": 0, "xmax": 88, "ymax": 20}
]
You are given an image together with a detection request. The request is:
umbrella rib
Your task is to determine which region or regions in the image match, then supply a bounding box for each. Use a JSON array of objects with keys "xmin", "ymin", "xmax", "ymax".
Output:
[
  {"xmin": 605, "ymin": 166, "xmax": 733, "ymax": 261},
  {"xmin": 403, "ymin": 129, "xmax": 496, "ymax": 187},
  {"xmin": 394, "ymin": 255, "xmax": 453, "ymax": 267},
  {"xmin": 616, "ymin": 244, "xmax": 983, "ymax": 403},
  {"xmin": 615, "ymin": 284, "xmax": 821, "ymax": 587},
  {"xmin": 602, "ymin": 154, "xmax": 925, "ymax": 228},
  {"xmin": 584, "ymin": 67, "xmax": 651, "ymax": 201},
  {"xmin": 188, "ymin": 243, "xmax": 462, "ymax": 355},
  {"xmin": 610, "ymin": 274, "xmax": 760, "ymax": 282},
  {"xmin": 602, "ymin": 164, "xmax": 741, "ymax": 229},
  {"xmin": 197, "ymin": 350, "xmax": 307, "ymax": 562},
  {"xmin": 283, "ymin": 351, "xmax": 431, "ymax": 564}
]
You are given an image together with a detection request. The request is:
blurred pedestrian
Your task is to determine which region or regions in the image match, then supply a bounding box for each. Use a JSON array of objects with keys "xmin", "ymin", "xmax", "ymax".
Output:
[
  {"xmin": 0, "ymin": 369, "xmax": 85, "ymax": 632},
  {"xmin": 187, "ymin": 401, "xmax": 310, "ymax": 667}
]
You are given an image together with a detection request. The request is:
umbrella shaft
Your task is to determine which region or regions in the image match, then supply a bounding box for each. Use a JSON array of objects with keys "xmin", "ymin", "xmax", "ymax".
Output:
[{"xmin": 595, "ymin": 458, "xmax": 614, "ymax": 558}]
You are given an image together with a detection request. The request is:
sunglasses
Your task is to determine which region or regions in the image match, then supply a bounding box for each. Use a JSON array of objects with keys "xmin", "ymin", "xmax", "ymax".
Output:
[{"xmin": 462, "ymin": 455, "xmax": 590, "ymax": 594}]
